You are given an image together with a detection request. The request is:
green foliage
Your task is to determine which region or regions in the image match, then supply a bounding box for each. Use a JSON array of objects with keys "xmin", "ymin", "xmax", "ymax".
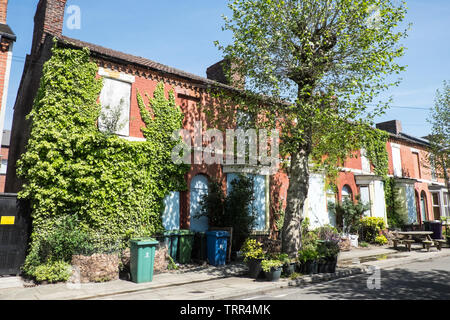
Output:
[
  {"xmin": 17, "ymin": 44, "xmax": 187, "ymax": 280},
  {"xmin": 33, "ymin": 260, "xmax": 72, "ymax": 283},
  {"xmin": 384, "ymin": 177, "xmax": 408, "ymax": 229},
  {"xmin": 198, "ymin": 174, "xmax": 256, "ymax": 251},
  {"xmin": 209, "ymin": 0, "xmax": 408, "ymax": 256},
  {"xmin": 298, "ymin": 244, "xmax": 319, "ymax": 263},
  {"xmin": 359, "ymin": 241, "xmax": 370, "ymax": 248},
  {"xmin": 328, "ymin": 196, "xmax": 370, "ymax": 234},
  {"xmin": 374, "ymin": 234, "xmax": 388, "ymax": 245},
  {"xmin": 261, "ymin": 259, "xmax": 283, "ymax": 272},
  {"xmin": 317, "ymin": 240, "xmax": 340, "ymax": 260},
  {"xmin": 241, "ymin": 238, "xmax": 265, "ymax": 262},
  {"xmin": 427, "ymin": 80, "xmax": 450, "ymax": 184},
  {"xmin": 360, "ymin": 217, "xmax": 386, "ymax": 243}
]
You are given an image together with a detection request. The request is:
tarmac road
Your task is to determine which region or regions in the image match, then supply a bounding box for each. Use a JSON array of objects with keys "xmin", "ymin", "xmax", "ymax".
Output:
[{"xmin": 236, "ymin": 255, "xmax": 450, "ymax": 300}]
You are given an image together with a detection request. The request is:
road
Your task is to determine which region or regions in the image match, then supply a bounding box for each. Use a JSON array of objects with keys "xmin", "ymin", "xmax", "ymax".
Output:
[
  {"xmin": 93, "ymin": 255, "xmax": 450, "ymax": 300},
  {"xmin": 237, "ymin": 255, "xmax": 450, "ymax": 300}
]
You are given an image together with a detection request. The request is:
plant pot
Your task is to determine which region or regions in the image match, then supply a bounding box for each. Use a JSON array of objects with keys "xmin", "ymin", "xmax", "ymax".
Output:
[
  {"xmin": 326, "ymin": 257, "xmax": 338, "ymax": 273},
  {"xmin": 317, "ymin": 260, "xmax": 328, "ymax": 273},
  {"xmin": 282, "ymin": 262, "xmax": 296, "ymax": 276},
  {"xmin": 247, "ymin": 258, "xmax": 264, "ymax": 279},
  {"xmin": 295, "ymin": 261, "xmax": 303, "ymax": 273},
  {"xmin": 303, "ymin": 260, "xmax": 318, "ymax": 274},
  {"xmin": 264, "ymin": 267, "xmax": 282, "ymax": 282}
]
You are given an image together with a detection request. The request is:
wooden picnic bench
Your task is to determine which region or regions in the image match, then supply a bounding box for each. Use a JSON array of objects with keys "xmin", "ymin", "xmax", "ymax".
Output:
[{"xmin": 392, "ymin": 231, "xmax": 443, "ymax": 252}]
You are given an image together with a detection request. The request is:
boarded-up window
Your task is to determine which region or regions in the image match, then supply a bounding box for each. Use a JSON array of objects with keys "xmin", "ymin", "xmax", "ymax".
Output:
[
  {"xmin": 99, "ymin": 78, "xmax": 131, "ymax": 136},
  {"xmin": 162, "ymin": 192, "xmax": 180, "ymax": 230},
  {"xmin": 412, "ymin": 152, "xmax": 421, "ymax": 179},
  {"xmin": 392, "ymin": 145, "xmax": 402, "ymax": 177},
  {"xmin": 431, "ymin": 192, "xmax": 441, "ymax": 220},
  {"xmin": 227, "ymin": 173, "xmax": 266, "ymax": 231}
]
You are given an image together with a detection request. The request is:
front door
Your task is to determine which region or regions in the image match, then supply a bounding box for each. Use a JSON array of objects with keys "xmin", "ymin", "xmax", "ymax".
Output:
[{"xmin": 189, "ymin": 175, "xmax": 209, "ymax": 232}]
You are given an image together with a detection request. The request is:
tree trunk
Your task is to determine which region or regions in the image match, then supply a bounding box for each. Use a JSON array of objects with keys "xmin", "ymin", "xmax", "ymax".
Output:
[{"xmin": 281, "ymin": 149, "xmax": 310, "ymax": 258}]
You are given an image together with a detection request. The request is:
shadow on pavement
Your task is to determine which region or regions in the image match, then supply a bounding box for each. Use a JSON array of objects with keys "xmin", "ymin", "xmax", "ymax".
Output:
[{"xmin": 304, "ymin": 267, "xmax": 450, "ymax": 300}]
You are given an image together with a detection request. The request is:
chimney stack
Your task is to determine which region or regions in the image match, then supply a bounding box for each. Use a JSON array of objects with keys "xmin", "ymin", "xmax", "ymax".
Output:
[
  {"xmin": 376, "ymin": 120, "xmax": 402, "ymax": 135},
  {"xmin": 206, "ymin": 58, "xmax": 245, "ymax": 89},
  {"xmin": 31, "ymin": 0, "xmax": 67, "ymax": 54},
  {"xmin": 0, "ymin": 0, "xmax": 8, "ymax": 24}
]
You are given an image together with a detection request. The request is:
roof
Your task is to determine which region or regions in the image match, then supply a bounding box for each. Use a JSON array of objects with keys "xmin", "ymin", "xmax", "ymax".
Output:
[
  {"xmin": 57, "ymin": 35, "xmax": 236, "ymax": 92},
  {"xmin": 1, "ymin": 130, "xmax": 11, "ymax": 147},
  {"xmin": 388, "ymin": 131, "xmax": 430, "ymax": 148},
  {"xmin": 0, "ymin": 23, "xmax": 16, "ymax": 41}
]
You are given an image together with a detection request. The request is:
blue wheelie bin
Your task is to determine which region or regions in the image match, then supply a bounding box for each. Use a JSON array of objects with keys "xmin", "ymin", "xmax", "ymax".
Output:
[{"xmin": 206, "ymin": 231, "xmax": 229, "ymax": 266}]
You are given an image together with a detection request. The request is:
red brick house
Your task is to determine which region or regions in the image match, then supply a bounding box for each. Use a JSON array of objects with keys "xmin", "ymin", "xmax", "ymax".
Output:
[
  {"xmin": 0, "ymin": 0, "xmax": 15, "ymax": 186},
  {"xmin": 378, "ymin": 120, "xmax": 449, "ymax": 224},
  {"xmin": 0, "ymin": 129, "xmax": 9, "ymax": 192},
  {"xmin": 6, "ymin": 0, "xmax": 448, "ymax": 238}
]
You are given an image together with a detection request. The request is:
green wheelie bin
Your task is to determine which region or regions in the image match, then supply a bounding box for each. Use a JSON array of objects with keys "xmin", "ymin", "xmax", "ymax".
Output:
[
  {"xmin": 178, "ymin": 230, "xmax": 195, "ymax": 263},
  {"xmin": 163, "ymin": 230, "xmax": 180, "ymax": 262},
  {"xmin": 130, "ymin": 238, "xmax": 158, "ymax": 283}
]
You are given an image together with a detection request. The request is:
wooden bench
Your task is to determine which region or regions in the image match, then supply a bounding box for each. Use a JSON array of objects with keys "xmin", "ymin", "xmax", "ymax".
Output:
[
  {"xmin": 393, "ymin": 238, "xmax": 403, "ymax": 249},
  {"xmin": 434, "ymin": 239, "xmax": 446, "ymax": 251},
  {"xmin": 422, "ymin": 240, "xmax": 433, "ymax": 252},
  {"xmin": 403, "ymin": 239, "xmax": 415, "ymax": 251}
]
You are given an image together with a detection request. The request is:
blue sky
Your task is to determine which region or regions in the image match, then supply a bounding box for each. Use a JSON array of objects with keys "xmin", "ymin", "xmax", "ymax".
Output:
[{"xmin": 4, "ymin": 0, "xmax": 450, "ymax": 138}]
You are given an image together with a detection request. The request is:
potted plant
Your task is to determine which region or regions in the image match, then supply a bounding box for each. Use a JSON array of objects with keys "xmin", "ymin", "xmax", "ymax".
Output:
[
  {"xmin": 261, "ymin": 259, "xmax": 283, "ymax": 282},
  {"xmin": 241, "ymin": 238, "xmax": 265, "ymax": 279},
  {"xmin": 278, "ymin": 253, "xmax": 296, "ymax": 276},
  {"xmin": 298, "ymin": 244, "xmax": 318, "ymax": 274}
]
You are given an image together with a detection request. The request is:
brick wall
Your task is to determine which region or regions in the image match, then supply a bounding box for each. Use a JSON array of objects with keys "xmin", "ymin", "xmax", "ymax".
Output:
[
  {"xmin": 32, "ymin": 0, "xmax": 66, "ymax": 54},
  {"xmin": 0, "ymin": 0, "xmax": 8, "ymax": 24},
  {"xmin": 0, "ymin": 145, "xmax": 7, "ymax": 192}
]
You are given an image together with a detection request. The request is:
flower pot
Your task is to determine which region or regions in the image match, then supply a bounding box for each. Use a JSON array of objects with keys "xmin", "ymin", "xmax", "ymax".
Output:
[
  {"xmin": 247, "ymin": 258, "xmax": 264, "ymax": 279},
  {"xmin": 317, "ymin": 259, "xmax": 325, "ymax": 273},
  {"xmin": 303, "ymin": 260, "xmax": 318, "ymax": 274},
  {"xmin": 295, "ymin": 261, "xmax": 303, "ymax": 273},
  {"xmin": 264, "ymin": 267, "xmax": 282, "ymax": 282},
  {"xmin": 326, "ymin": 257, "xmax": 338, "ymax": 273},
  {"xmin": 282, "ymin": 262, "xmax": 296, "ymax": 276}
]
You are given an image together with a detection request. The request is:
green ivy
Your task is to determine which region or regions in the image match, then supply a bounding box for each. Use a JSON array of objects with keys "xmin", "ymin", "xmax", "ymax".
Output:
[{"xmin": 17, "ymin": 43, "xmax": 188, "ymax": 279}]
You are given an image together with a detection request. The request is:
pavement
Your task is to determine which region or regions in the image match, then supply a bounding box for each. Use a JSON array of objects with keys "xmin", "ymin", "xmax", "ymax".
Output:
[{"xmin": 1, "ymin": 243, "xmax": 449, "ymax": 300}]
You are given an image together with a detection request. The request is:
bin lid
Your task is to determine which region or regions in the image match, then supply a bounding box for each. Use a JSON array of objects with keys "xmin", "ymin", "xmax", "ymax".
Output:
[
  {"xmin": 206, "ymin": 231, "xmax": 229, "ymax": 237},
  {"xmin": 178, "ymin": 229, "xmax": 195, "ymax": 235},
  {"xmin": 130, "ymin": 238, "xmax": 159, "ymax": 245}
]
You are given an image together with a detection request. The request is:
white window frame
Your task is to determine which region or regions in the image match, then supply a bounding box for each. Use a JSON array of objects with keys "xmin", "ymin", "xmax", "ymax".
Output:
[{"xmin": 98, "ymin": 68, "xmax": 135, "ymax": 137}]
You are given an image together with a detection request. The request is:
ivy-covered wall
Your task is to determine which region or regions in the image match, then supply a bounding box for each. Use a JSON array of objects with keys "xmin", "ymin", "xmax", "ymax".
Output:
[{"xmin": 17, "ymin": 44, "xmax": 188, "ymax": 277}]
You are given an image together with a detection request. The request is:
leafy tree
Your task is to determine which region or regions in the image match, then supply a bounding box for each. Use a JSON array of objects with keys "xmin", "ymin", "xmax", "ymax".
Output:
[
  {"xmin": 427, "ymin": 80, "xmax": 450, "ymax": 193},
  {"xmin": 213, "ymin": 0, "xmax": 408, "ymax": 257}
]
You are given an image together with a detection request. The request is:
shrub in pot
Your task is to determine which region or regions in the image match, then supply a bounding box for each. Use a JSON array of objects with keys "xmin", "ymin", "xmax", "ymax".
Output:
[
  {"xmin": 261, "ymin": 259, "xmax": 283, "ymax": 282},
  {"xmin": 241, "ymin": 238, "xmax": 265, "ymax": 279},
  {"xmin": 317, "ymin": 240, "xmax": 340, "ymax": 273},
  {"xmin": 278, "ymin": 253, "xmax": 296, "ymax": 276},
  {"xmin": 298, "ymin": 244, "xmax": 319, "ymax": 274}
]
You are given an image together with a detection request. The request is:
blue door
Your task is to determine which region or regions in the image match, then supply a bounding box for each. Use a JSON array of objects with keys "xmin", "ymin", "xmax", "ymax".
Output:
[
  {"xmin": 162, "ymin": 191, "xmax": 180, "ymax": 230},
  {"xmin": 190, "ymin": 175, "xmax": 209, "ymax": 232},
  {"xmin": 227, "ymin": 173, "xmax": 266, "ymax": 231}
]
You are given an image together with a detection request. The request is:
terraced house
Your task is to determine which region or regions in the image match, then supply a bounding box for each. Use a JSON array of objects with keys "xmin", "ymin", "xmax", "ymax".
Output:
[
  {"xmin": 0, "ymin": 0, "xmax": 15, "ymax": 189},
  {"xmin": 5, "ymin": 0, "xmax": 448, "ymax": 241}
]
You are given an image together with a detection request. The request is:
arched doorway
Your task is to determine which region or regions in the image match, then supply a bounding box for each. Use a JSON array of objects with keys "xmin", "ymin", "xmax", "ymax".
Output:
[
  {"xmin": 420, "ymin": 191, "xmax": 428, "ymax": 223},
  {"xmin": 189, "ymin": 174, "xmax": 209, "ymax": 232},
  {"xmin": 341, "ymin": 185, "xmax": 353, "ymax": 202}
]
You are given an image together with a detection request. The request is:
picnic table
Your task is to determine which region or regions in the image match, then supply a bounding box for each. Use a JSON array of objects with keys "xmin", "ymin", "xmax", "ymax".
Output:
[{"xmin": 392, "ymin": 231, "xmax": 446, "ymax": 252}]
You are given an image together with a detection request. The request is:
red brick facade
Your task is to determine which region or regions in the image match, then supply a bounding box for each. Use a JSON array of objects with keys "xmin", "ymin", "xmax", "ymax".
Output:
[{"xmin": 6, "ymin": 0, "xmax": 449, "ymax": 234}]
